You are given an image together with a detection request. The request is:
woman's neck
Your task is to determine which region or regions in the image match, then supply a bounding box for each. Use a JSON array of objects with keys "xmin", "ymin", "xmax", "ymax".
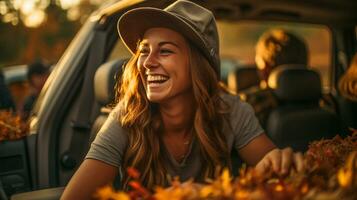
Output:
[{"xmin": 159, "ymin": 93, "xmax": 195, "ymax": 136}]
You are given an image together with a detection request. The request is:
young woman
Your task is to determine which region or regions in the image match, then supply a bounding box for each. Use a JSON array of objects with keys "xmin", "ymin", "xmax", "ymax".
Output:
[{"xmin": 61, "ymin": 1, "xmax": 304, "ymax": 199}]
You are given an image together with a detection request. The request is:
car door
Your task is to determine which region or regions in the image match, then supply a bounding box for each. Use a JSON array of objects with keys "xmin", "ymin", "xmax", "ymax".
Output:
[{"xmin": 0, "ymin": 136, "xmax": 34, "ymax": 198}]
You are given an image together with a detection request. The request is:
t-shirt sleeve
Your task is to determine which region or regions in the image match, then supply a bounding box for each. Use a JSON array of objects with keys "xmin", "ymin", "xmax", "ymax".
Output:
[
  {"xmin": 85, "ymin": 108, "xmax": 128, "ymax": 167},
  {"xmin": 231, "ymin": 97, "xmax": 264, "ymax": 150}
]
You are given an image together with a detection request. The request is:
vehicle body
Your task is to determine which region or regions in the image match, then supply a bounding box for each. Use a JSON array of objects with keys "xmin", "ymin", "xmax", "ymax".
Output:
[{"xmin": 0, "ymin": 0, "xmax": 356, "ymax": 199}]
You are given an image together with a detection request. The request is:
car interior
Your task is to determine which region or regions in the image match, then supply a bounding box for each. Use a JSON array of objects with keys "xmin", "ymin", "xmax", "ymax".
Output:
[
  {"xmin": 0, "ymin": 0, "xmax": 356, "ymax": 199},
  {"xmin": 265, "ymin": 65, "xmax": 340, "ymax": 151}
]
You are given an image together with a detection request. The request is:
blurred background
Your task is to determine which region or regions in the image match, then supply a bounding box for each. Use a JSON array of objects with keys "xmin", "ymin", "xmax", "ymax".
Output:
[
  {"xmin": 0, "ymin": 0, "xmax": 110, "ymax": 116},
  {"xmin": 0, "ymin": 0, "xmax": 108, "ymax": 67}
]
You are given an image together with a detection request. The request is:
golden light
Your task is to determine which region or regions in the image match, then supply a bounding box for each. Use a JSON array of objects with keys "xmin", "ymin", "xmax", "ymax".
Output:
[
  {"xmin": 67, "ymin": 7, "xmax": 80, "ymax": 21},
  {"xmin": 20, "ymin": 0, "xmax": 35, "ymax": 15},
  {"xmin": 38, "ymin": 0, "xmax": 51, "ymax": 9},
  {"xmin": 3, "ymin": 13, "xmax": 16, "ymax": 23},
  {"xmin": 13, "ymin": 0, "xmax": 22, "ymax": 10},
  {"xmin": 23, "ymin": 9, "xmax": 46, "ymax": 28},
  {"xmin": 59, "ymin": 0, "xmax": 81, "ymax": 10},
  {"xmin": 0, "ymin": 1, "xmax": 8, "ymax": 15},
  {"xmin": 11, "ymin": 17, "xmax": 19, "ymax": 26}
]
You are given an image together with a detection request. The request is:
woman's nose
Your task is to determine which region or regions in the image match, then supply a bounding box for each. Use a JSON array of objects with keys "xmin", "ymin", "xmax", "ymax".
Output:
[{"xmin": 143, "ymin": 52, "xmax": 159, "ymax": 69}]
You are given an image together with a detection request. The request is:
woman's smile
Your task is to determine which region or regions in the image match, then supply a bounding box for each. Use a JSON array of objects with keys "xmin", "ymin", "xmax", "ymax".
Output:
[{"xmin": 146, "ymin": 74, "xmax": 170, "ymax": 87}]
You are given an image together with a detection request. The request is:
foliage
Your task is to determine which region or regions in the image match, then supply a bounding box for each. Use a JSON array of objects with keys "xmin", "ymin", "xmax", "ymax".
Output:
[
  {"xmin": 95, "ymin": 131, "xmax": 357, "ymax": 200},
  {"xmin": 0, "ymin": 111, "xmax": 28, "ymax": 141}
]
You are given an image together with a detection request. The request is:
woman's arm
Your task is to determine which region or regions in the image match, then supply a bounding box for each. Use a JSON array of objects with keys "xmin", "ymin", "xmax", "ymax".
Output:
[
  {"xmin": 61, "ymin": 159, "xmax": 118, "ymax": 200},
  {"xmin": 238, "ymin": 133, "xmax": 304, "ymax": 175},
  {"xmin": 238, "ymin": 133, "xmax": 276, "ymax": 166}
]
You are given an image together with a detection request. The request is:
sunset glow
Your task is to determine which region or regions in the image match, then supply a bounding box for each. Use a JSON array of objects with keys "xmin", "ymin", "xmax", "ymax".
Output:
[
  {"xmin": 23, "ymin": 9, "xmax": 46, "ymax": 28},
  {"xmin": 1, "ymin": 0, "xmax": 86, "ymax": 27},
  {"xmin": 58, "ymin": 0, "xmax": 81, "ymax": 10}
]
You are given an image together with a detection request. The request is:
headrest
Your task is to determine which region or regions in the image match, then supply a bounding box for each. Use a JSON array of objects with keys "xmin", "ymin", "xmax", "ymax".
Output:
[
  {"xmin": 227, "ymin": 66, "xmax": 260, "ymax": 92},
  {"xmin": 94, "ymin": 59, "xmax": 127, "ymax": 105},
  {"xmin": 268, "ymin": 64, "xmax": 321, "ymax": 102}
]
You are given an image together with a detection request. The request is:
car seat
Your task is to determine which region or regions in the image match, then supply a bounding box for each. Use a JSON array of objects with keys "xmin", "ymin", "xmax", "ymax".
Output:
[
  {"xmin": 336, "ymin": 97, "xmax": 357, "ymax": 131},
  {"xmin": 266, "ymin": 65, "xmax": 340, "ymax": 152},
  {"xmin": 90, "ymin": 59, "xmax": 127, "ymax": 144},
  {"xmin": 227, "ymin": 66, "xmax": 260, "ymax": 93}
]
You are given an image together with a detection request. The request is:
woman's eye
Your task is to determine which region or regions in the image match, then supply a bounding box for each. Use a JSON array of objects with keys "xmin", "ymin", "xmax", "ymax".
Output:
[{"xmin": 160, "ymin": 49, "xmax": 173, "ymax": 55}]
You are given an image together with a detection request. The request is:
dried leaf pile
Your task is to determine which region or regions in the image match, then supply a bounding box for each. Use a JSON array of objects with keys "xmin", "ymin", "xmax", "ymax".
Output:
[
  {"xmin": 96, "ymin": 131, "xmax": 357, "ymax": 200},
  {"xmin": 0, "ymin": 111, "xmax": 28, "ymax": 142}
]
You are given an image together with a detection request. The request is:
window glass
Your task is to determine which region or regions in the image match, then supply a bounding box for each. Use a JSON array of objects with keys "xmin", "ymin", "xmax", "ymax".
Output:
[
  {"xmin": 217, "ymin": 21, "xmax": 331, "ymax": 92},
  {"xmin": 107, "ymin": 39, "xmax": 131, "ymax": 62}
]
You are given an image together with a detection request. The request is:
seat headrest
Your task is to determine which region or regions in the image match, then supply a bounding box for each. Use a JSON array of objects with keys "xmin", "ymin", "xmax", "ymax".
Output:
[
  {"xmin": 94, "ymin": 59, "xmax": 127, "ymax": 105},
  {"xmin": 268, "ymin": 65, "xmax": 321, "ymax": 102},
  {"xmin": 227, "ymin": 66, "xmax": 260, "ymax": 92}
]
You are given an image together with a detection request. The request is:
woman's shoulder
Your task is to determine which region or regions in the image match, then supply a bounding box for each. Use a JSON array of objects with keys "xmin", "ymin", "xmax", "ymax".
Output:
[
  {"xmin": 220, "ymin": 92, "xmax": 239, "ymax": 101},
  {"xmin": 220, "ymin": 92, "xmax": 251, "ymax": 109}
]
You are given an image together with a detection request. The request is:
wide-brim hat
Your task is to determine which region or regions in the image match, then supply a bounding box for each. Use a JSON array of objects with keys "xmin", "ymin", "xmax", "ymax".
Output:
[{"xmin": 117, "ymin": 0, "xmax": 220, "ymax": 76}]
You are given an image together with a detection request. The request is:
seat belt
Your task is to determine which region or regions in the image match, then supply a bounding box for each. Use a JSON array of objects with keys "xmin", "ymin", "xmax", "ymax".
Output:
[{"xmin": 61, "ymin": 30, "xmax": 108, "ymax": 170}]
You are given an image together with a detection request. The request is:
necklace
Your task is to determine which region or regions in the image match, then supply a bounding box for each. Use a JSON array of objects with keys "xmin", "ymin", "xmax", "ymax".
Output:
[
  {"xmin": 163, "ymin": 128, "xmax": 194, "ymax": 163},
  {"xmin": 179, "ymin": 129, "xmax": 194, "ymax": 161}
]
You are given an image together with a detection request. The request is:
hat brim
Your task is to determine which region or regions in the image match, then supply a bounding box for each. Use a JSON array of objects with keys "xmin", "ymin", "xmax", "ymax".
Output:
[{"xmin": 117, "ymin": 7, "xmax": 207, "ymax": 56}]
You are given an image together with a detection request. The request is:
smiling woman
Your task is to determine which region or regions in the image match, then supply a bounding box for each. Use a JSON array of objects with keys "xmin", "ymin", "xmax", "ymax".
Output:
[{"xmin": 61, "ymin": 1, "xmax": 304, "ymax": 199}]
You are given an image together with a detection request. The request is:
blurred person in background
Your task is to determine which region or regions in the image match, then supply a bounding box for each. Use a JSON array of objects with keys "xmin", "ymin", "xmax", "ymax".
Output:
[
  {"xmin": 245, "ymin": 29, "xmax": 308, "ymax": 127},
  {"xmin": 0, "ymin": 69, "xmax": 16, "ymax": 111},
  {"xmin": 22, "ymin": 61, "xmax": 50, "ymax": 120}
]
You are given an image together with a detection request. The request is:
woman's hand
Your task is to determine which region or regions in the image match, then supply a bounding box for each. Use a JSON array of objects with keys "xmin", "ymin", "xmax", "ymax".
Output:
[{"xmin": 255, "ymin": 147, "xmax": 304, "ymax": 175}]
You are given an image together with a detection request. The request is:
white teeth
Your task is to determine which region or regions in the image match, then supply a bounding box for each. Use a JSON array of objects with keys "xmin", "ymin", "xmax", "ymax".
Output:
[
  {"xmin": 148, "ymin": 82, "xmax": 161, "ymax": 86},
  {"xmin": 147, "ymin": 75, "xmax": 169, "ymax": 81}
]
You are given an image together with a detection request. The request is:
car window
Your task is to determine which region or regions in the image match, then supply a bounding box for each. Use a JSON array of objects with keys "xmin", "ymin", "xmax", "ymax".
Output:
[
  {"xmin": 107, "ymin": 39, "xmax": 132, "ymax": 62},
  {"xmin": 217, "ymin": 20, "xmax": 332, "ymax": 92}
]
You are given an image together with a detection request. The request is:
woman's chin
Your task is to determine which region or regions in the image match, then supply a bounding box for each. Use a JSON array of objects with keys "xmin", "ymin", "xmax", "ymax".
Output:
[{"xmin": 147, "ymin": 92, "xmax": 167, "ymax": 103}]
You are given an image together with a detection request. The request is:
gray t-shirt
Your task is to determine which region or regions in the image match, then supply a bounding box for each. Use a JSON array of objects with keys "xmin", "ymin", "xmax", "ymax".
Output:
[{"xmin": 86, "ymin": 93, "xmax": 264, "ymax": 181}]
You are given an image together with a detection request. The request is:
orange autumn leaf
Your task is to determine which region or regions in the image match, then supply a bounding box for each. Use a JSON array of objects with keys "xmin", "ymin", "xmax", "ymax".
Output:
[
  {"xmin": 128, "ymin": 181, "xmax": 150, "ymax": 197},
  {"xmin": 127, "ymin": 167, "xmax": 140, "ymax": 179}
]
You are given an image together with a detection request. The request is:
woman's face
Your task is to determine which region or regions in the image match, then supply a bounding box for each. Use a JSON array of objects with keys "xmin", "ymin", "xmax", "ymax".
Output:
[{"xmin": 137, "ymin": 27, "xmax": 192, "ymax": 103}]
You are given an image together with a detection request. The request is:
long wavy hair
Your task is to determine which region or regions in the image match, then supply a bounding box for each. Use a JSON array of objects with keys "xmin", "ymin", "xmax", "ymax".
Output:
[{"xmin": 115, "ymin": 41, "xmax": 230, "ymax": 190}]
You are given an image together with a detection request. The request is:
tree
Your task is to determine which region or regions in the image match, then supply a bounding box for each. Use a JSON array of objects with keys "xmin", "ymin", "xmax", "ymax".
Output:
[{"xmin": 0, "ymin": 0, "xmax": 101, "ymax": 67}]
